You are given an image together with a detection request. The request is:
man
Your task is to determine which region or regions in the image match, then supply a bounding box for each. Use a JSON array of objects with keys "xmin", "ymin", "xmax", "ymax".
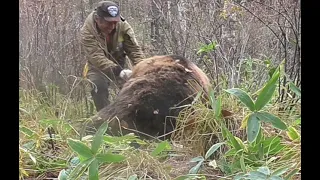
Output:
[{"xmin": 80, "ymin": 1, "xmax": 145, "ymax": 112}]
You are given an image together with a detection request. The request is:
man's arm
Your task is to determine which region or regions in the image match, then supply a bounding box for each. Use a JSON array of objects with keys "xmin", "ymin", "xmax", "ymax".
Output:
[
  {"xmin": 80, "ymin": 26, "xmax": 122, "ymax": 77},
  {"xmin": 122, "ymin": 21, "xmax": 145, "ymax": 65}
]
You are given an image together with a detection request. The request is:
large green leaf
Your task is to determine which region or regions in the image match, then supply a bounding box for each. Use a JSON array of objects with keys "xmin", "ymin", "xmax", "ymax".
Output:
[
  {"xmin": 89, "ymin": 158, "xmax": 99, "ymax": 180},
  {"xmin": 190, "ymin": 156, "xmax": 204, "ymax": 163},
  {"xmin": 289, "ymin": 82, "xmax": 301, "ymax": 97},
  {"xmin": 247, "ymin": 113, "xmax": 261, "ymax": 143},
  {"xmin": 67, "ymin": 138, "xmax": 93, "ymax": 159},
  {"xmin": 96, "ymin": 153, "xmax": 126, "ymax": 163},
  {"xmin": 208, "ymin": 86, "xmax": 216, "ymax": 109},
  {"xmin": 19, "ymin": 126, "xmax": 36, "ymax": 138},
  {"xmin": 254, "ymin": 68, "xmax": 280, "ymax": 111},
  {"xmin": 286, "ymin": 126, "xmax": 300, "ymax": 141},
  {"xmin": 222, "ymin": 125, "xmax": 242, "ymax": 151},
  {"xmin": 256, "ymin": 112, "xmax": 287, "ymax": 130},
  {"xmin": 189, "ymin": 160, "xmax": 204, "ymax": 174},
  {"xmin": 248, "ymin": 171, "xmax": 268, "ymax": 179},
  {"xmin": 68, "ymin": 157, "xmax": 94, "ymax": 179},
  {"xmin": 204, "ymin": 142, "xmax": 225, "ymax": 159},
  {"xmin": 215, "ymin": 96, "xmax": 222, "ymax": 118},
  {"xmin": 224, "ymin": 88, "xmax": 255, "ymax": 111},
  {"xmin": 57, "ymin": 169, "xmax": 68, "ymax": 180},
  {"xmin": 151, "ymin": 140, "xmax": 171, "ymax": 156},
  {"xmin": 91, "ymin": 121, "xmax": 109, "ymax": 154},
  {"xmin": 128, "ymin": 174, "xmax": 138, "ymax": 180},
  {"xmin": 257, "ymin": 166, "xmax": 271, "ymax": 175}
]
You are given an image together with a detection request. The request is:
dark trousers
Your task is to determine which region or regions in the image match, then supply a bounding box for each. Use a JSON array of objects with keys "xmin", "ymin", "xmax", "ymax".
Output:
[
  {"xmin": 86, "ymin": 69, "xmax": 110, "ymax": 112},
  {"xmin": 86, "ymin": 68, "xmax": 125, "ymax": 112}
]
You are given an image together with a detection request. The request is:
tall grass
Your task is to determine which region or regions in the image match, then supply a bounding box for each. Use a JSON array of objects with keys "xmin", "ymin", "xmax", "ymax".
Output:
[{"xmin": 19, "ymin": 73, "xmax": 300, "ymax": 180}]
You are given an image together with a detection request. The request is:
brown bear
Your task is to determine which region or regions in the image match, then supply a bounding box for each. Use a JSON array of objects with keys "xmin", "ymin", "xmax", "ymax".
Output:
[{"xmin": 85, "ymin": 55, "xmax": 213, "ymax": 140}]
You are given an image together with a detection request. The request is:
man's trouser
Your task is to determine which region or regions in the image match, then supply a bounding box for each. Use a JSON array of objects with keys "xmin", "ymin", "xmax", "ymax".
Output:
[
  {"xmin": 86, "ymin": 68, "xmax": 111, "ymax": 112},
  {"xmin": 84, "ymin": 65, "xmax": 126, "ymax": 112}
]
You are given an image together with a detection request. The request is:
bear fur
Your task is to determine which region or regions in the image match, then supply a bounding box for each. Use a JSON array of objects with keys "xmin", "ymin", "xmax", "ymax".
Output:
[{"xmin": 85, "ymin": 55, "xmax": 212, "ymax": 140}]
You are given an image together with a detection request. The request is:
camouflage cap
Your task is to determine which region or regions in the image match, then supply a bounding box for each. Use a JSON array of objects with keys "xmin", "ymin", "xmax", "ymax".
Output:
[{"xmin": 95, "ymin": 1, "xmax": 121, "ymax": 22}]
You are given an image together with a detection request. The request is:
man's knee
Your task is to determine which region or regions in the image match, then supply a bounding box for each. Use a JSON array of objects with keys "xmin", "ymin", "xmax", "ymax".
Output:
[{"xmin": 87, "ymin": 72, "xmax": 109, "ymax": 93}]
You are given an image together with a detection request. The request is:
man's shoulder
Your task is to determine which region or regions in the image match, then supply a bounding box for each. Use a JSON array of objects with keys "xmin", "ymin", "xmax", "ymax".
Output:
[
  {"xmin": 118, "ymin": 18, "xmax": 133, "ymax": 32},
  {"xmin": 81, "ymin": 12, "xmax": 97, "ymax": 35},
  {"xmin": 83, "ymin": 12, "xmax": 95, "ymax": 27}
]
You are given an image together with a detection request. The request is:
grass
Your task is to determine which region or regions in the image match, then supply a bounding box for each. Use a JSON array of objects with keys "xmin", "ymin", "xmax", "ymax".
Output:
[{"xmin": 19, "ymin": 79, "xmax": 301, "ymax": 180}]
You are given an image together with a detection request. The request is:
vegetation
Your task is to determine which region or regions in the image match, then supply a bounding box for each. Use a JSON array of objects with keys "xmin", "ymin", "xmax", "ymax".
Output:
[{"xmin": 19, "ymin": 54, "xmax": 300, "ymax": 179}]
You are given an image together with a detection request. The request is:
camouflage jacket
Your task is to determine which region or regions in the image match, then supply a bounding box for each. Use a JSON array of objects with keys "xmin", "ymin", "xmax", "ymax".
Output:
[{"xmin": 80, "ymin": 11, "xmax": 144, "ymax": 76}]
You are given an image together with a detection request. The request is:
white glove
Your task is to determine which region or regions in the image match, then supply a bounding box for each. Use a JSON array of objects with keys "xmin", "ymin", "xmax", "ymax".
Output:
[{"xmin": 119, "ymin": 69, "xmax": 133, "ymax": 80}]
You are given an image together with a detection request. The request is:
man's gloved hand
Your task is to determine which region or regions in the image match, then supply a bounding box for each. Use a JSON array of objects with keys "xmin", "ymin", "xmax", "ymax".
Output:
[{"xmin": 119, "ymin": 69, "xmax": 133, "ymax": 80}]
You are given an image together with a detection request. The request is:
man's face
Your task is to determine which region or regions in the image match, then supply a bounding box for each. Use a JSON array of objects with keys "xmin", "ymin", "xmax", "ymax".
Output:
[{"xmin": 95, "ymin": 16, "xmax": 118, "ymax": 35}]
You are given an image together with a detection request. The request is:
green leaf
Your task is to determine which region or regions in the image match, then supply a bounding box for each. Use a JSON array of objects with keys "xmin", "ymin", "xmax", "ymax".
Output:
[
  {"xmin": 205, "ymin": 142, "xmax": 225, "ymax": 159},
  {"xmin": 204, "ymin": 142, "xmax": 225, "ymax": 159},
  {"xmin": 151, "ymin": 140, "xmax": 171, "ymax": 156},
  {"xmin": 58, "ymin": 169, "xmax": 68, "ymax": 180},
  {"xmin": 128, "ymin": 174, "xmax": 138, "ymax": 180},
  {"xmin": 91, "ymin": 121, "xmax": 109, "ymax": 154},
  {"xmin": 197, "ymin": 49, "xmax": 205, "ymax": 55},
  {"xmin": 233, "ymin": 173, "xmax": 246, "ymax": 180},
  {"xmin": 189, "ymin": 160, "xmax": 204, "ymax": 174},
  {"xmin": 240, "ymin": 155, "xmax": 246, "ymax": 172},
  {"xmin": 96, "ymin": 153, "xmax": 126, "ymax": 163},
  {"xmin": 247, "ymin": 113, "xmax": 261, "ymax": 143},
  {"xmin": 39, "ymin": 119, "xmax": 60, "ymax": 127},
  {"xmin": 234, "ymin": 137, "xmax": 247, "ymax": 152},
  {"xmin": 258, "ymin": 143, "xmax": 264, "ymax": 160},
  {"xmin": 190, "ymin": 156, "xmax": 204, "ymax": 163},
  {"xmin": 89, "ymin": 158, "xmax": 99, "ymax": 180},
  {"xmin": 254, "ymin": 68, "xmax": 280, "ymax": 111},
  {"xmin": 263, "ymin": 137, "xmax": 285, "ymax": 155},
  {"xmin": 70, "ymin": 157, "xmax": 81, "ymax": 166},
  {"xmin": 257, "ymin": 166, "xmax": 271, "ymax": 175},
  {"xmin": 256, "ymin": 112, "xmax": 287, "ymax": 130},
  {"xmin": 224, "ymin": 88, "xmax": 255, "ymax": 111},
  {"xmin": 223, "ymin": 125, "xmax": 242, "ymax": 151},
  {"xmin": 67, "ymin": 138, "xmax": 93, "ymax": 159},
  {"xmin": 224, "ymin": 148, "xmax": 237, "ymax": 157},
  {"xmin": 289, "ymin": 82, "xmax": 301, "ymax": 97},
  {"xmin": 19, "ymin": 126, "xmax": 36, "ymax": 138},
  {"xmin": 207, "ymin": 86, "xmax": 216, "ymax": 109},
  {"xmin": 248, "ymin": 171, "xmax": 268, "ymax": 179},
  {"xmin": 103, "ymin": 134, "xmax": 147, "ymax": 146},
  {"xmin": 268, "ymin": 67, "xmax": 277, "ymax": 79},
  {"xmin": 286, "ymin": 126, "xmax": 300, "ymax": 141},
  {"xmin": 68, "ymin": 157, "xmax": 94, "ymax": 179},
  {"xmin": 215, "ymin": 96, "xmax": 222, "ymax": 118},
  {"xmin": 240, "ymin": 113, "xmax": 250, "ymax": 129},
  {"xmin": 254, "ymin": 127, "xmax": 264, "ymax": 145}
]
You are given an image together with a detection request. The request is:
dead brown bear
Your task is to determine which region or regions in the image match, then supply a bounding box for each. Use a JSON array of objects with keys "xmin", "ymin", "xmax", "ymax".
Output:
[{"xmin": 85, "ymin": 55, "xmax": 213, "ymax": 140}]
